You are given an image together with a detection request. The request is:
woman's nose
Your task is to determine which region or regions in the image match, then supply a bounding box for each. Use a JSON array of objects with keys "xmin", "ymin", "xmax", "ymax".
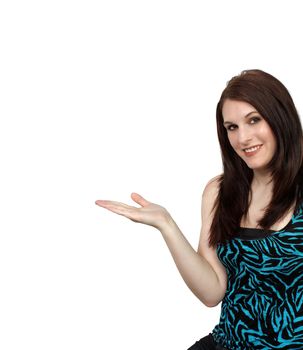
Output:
[{"xmin": 237, "ymin": 126, "xmax": 253, "ymax": 145}]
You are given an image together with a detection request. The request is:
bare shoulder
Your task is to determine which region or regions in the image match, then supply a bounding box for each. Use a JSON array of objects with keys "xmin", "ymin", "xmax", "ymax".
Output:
[
  {"xmin": 202, "ymin": 174, "xmax": 221, "ymax": 199},
  {"xmin": 198, "ymin": 174, "xmax": 227, "ymax": 299},
  {"xmin": 200, "ymin": 174, "xmax": 222, "ymax": 244}
]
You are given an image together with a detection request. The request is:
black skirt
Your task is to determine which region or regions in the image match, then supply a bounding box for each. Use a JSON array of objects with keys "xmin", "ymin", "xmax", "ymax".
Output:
[{"xmin": 187, "ymin": 333, "xmax": 228, "ymax": 350}]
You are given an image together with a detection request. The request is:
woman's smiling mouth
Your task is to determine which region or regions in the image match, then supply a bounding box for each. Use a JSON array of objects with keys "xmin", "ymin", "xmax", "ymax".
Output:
[{"xmin": 243, "ymin": 144, "xmax": 263, "ymax": 156}]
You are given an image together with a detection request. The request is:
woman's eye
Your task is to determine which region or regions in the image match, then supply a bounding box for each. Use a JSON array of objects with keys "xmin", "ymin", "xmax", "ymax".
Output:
[
  {"xmin": 250, "ymin": 117, "xmax": 261, "ymax": 124},
  {"xmin": 227, "ymin": 125, "xmax": 236, "ymax": 131},
  {"xmin": 226, "ymin": 117, "xmax": 261, "ymax": 131}
]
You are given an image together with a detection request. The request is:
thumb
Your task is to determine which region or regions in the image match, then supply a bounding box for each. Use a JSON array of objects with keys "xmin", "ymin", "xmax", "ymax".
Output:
[{"xmin": 131, "ymin": 192, "xmax": 150, "ymax": 207}]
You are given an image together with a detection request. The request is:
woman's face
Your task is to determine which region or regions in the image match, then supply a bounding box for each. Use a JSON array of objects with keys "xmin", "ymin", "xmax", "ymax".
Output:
[{"xmin": 222, "ymin": 99, "xmax": 277, "ymax": 173}]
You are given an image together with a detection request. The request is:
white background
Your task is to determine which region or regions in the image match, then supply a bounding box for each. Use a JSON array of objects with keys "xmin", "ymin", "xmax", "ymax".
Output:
[{"xmin": 0, "ymin": 0, "xmax": 302, "ymax": 349}]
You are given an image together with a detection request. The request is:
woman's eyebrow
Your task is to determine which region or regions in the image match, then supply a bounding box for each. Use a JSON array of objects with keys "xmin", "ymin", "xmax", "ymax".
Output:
[{"xmin": 223, "ymin": 111, "xmax": 258, "ymax": 126}]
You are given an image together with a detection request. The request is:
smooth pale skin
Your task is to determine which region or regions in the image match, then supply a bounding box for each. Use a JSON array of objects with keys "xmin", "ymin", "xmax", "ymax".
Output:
[
  {"xmin": 95, "ymin": 187, "xmax": 227, "ymax": 307},
  {"xmin": 95, "ymin": 192, "xmax": 173, "ymax": 232}
]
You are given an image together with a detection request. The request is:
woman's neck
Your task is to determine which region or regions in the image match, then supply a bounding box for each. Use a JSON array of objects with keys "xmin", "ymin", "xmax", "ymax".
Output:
[{"xmin": 252, "ymin": 170, "xmax": 273, "ymax": 189}]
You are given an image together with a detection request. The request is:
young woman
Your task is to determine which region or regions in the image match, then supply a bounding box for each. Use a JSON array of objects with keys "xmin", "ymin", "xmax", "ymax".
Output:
[{"xmin": 95, "ymin": 69, "xmax": 303, "ymax": 349}]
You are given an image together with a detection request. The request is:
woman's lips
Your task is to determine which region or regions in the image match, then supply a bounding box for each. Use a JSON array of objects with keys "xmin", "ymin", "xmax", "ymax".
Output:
[{"xmin": 243, "ymin": 144, "xmax": 262, "ymax": 157}]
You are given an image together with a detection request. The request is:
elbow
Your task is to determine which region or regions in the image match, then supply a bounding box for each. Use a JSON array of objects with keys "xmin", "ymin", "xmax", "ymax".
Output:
[{"xmin": 203, "ymin": 299, "xmax": 222, "ymax": 308}]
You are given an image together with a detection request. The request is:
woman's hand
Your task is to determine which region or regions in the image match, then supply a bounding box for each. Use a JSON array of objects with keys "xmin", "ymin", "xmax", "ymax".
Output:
[{"xmin": 95, "ymin": 192, "xmax": 173, "ymax": 232}]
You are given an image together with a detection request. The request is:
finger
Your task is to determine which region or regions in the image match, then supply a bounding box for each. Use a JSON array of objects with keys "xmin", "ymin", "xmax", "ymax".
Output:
[
  {"xmin": 96, "ymin": 202, "xmax": 137, "ymax": 220},
  {"xmin": 102, "ymin": 205, "xmax": 128, "ymax": 216},
  {"xmin": 95, "ymin": 200, "xmax": 106, "ymax": 206},
  {"xmin": 95, "ymin": 200, "xmax": 140, "ymax": 218},
  {"xmin": 95, "ymin": 200, "xmax": 131, "ymax": 209},
  {"xmin": 130, "ymin": 193, "xmax": 150, "ymax": 207}
]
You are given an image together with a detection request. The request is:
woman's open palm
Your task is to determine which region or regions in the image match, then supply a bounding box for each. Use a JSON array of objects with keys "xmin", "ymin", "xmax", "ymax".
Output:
[{"xmin": 95, "ymin": 192, "xmax": 172, "ymax": 231}]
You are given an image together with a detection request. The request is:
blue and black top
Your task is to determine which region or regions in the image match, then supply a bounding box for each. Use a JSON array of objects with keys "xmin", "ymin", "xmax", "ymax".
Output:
[{"xmin": 211, "ymin": 202, "xmax": 303, "ymax": 349}]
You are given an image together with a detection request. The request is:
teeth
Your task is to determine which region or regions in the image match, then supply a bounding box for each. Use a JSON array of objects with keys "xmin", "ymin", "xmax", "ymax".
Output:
[{"xmin": 244, "ymin": 145, "xmax": 261, "ymax": 153}]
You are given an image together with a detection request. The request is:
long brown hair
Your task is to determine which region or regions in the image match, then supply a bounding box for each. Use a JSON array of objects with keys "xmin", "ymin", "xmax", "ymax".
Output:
[{"xmin": 209, "ymin": 69, "xmax": 303, "ymax": 247}]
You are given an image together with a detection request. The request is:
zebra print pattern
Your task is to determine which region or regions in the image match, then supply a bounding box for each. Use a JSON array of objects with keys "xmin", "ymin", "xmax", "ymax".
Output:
[{"xmin": 211, "ymin": 203, "xmax": 303, "ymax": 349}]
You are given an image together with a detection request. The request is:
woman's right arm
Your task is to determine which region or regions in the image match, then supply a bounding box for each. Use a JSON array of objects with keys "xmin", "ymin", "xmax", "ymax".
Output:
[
  {"xmin": 95, "ymin": 177, "xmax": 227, "ymax": 307},
  {"xmin": 159, "ymin": 175, "xmax": 227, "ymax": 307}
]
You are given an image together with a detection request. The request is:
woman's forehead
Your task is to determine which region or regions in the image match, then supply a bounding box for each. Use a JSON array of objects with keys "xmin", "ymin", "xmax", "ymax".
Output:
[{"xmin": 222, "ymin": 99, "xmax": 258, "ymax": 121}]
